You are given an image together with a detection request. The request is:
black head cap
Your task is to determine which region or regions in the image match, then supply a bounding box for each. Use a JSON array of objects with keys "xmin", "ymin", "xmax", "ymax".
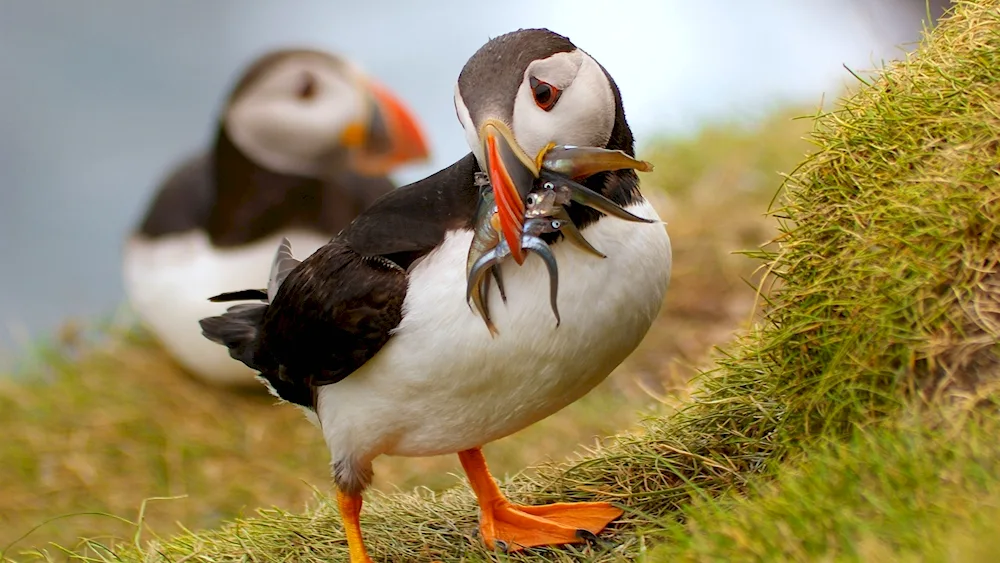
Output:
[{"xmin": 457, "ymin": 29, "xmax": 576, "ymax": 124}]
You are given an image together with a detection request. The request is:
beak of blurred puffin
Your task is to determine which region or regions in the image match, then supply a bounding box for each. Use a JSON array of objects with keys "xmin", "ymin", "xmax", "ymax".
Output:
[{"xmin": 342, "ymin": 79, "xmax": 430, "ymax": 175}]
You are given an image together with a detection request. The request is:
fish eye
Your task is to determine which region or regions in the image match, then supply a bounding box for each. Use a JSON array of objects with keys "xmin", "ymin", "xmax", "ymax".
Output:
[
  {"xmin": 526, "ymin": 193, "xmax": 540, "ymax": 206},
  {"xmin": 543, "ymin": 182, "xmax": 554, "ymax": 190}
]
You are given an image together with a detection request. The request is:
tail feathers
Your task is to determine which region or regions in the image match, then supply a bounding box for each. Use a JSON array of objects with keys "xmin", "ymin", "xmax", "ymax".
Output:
[
  {"xmin": 199, "ymin": 303, "xmax": 267, "ymax": 369},
  {"xmin": 208, "ymin": 289, "xmax": 268, "ymax": 303},
  {"xmin": 268, "ymin": 237, "xmax": 301, "ymax": 303},
  {"xmin": 201, "ymin": 239, "xmax": 301, "ymax": 374},
  {"xmin": 255, "ymin": 369, "xmax": 316, "ymax": 410},
  {"xmin": 206, "ymin": 238, "xmax": 300, "ymax": 307}
]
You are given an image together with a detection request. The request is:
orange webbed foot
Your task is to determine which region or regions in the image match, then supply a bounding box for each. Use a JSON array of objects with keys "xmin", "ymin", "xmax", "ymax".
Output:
[
  {"xmin": 458, "ymin": 447, "xmax": 622, "ymax": 553},
  {"xmin": 480, "ymin": 499, "xmax": 623, "ymax": 552}
]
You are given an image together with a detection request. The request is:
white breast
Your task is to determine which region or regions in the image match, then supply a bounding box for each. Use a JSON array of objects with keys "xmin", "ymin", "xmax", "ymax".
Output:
[
  {"xmin": 122, "ymin": 229, "xmax": 331, "ymax": 385},
  {"xmin": 317, "ymin": 199, "xmax": 671, "ymax": 464}
]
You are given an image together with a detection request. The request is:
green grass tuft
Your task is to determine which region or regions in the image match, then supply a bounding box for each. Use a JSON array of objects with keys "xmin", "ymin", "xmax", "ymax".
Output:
[{"xmin": 647, "ymin": 406, "xmax": 1000, "ymax": 562}]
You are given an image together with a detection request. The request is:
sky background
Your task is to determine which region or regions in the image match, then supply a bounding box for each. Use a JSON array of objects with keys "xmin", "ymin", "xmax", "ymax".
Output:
[{"xmin": 0, "ymin": 0, "xmax": 941, "ymax": 352}]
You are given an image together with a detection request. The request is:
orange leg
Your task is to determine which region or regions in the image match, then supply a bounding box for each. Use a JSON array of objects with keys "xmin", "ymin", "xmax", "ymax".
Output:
[
  {"xmin": 458, "ymin": 447, "xmax": 623, "ymax": 552},
  {"xmin": 337, "ymin": 490, "xmax": 374, "ymax": 563}
]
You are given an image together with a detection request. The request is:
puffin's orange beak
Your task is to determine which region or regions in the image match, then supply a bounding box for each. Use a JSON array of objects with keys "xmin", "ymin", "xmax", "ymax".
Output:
[
  {"xmin": 344, "ymin": 79, "xmax": 430, "ymax": 176},
  {"xmin": 480, "ymin": 120, "xmax": 538, "ymax": 265}
]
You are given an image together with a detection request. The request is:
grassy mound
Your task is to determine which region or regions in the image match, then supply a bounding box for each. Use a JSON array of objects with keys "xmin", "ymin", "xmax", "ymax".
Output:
[
  {"xmin": 647, "ymin": 406, "xmax": 1000, "ymax": 561},
  {"xmin": 0, "ymin": 89, "xmax": 803, "ymax": 559},
  {"xmin": 10, "ymin": 0, "xmax": 1000, "ymax": 559}
]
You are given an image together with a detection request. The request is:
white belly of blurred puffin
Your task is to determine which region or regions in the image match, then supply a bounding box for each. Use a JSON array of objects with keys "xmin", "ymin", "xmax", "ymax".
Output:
[
  {"xmin": 318, "ymin": 200, "xmax": 671, "ymax": 463},
  {"xmin": 123, "ymin": 229, "xmax": 331, "ymax": 385}
]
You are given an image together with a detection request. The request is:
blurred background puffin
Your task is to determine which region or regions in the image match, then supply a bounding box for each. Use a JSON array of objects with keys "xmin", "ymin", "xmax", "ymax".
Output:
[{"xmin": 123, "ymin": 48, "xmax": 429, "ymax": 386}]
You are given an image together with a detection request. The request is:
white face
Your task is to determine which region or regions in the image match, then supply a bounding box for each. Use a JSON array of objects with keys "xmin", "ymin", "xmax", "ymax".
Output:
[
  {"xmin": 454, "ymin": 49, "xmax": 616, "ymax": 168},
  {"xmin": 225, "ymin": 55, "xmax": 366, "ymax": 177}
]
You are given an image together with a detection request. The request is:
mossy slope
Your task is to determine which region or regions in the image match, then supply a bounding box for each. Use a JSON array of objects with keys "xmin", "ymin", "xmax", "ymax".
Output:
[{"xmin": 648, "ymin": 407, "xmax": 1000, "ymax": 562}]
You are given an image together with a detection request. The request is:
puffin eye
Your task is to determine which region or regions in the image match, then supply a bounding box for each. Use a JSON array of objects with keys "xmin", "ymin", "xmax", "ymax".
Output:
[
  {"xmin": 298, "ymin": 73, "xmax": 317, "ymax": 100},
  {"xmin": 529, "ymin": 77, "xmax": 561, "ymax": 111}
]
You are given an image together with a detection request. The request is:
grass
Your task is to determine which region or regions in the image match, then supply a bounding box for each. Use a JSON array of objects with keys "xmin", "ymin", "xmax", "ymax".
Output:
[
  {"xmin": 0, "ymin": 76, "xmax": 807, "ymax": 559},
  {"xmin": 8, "ymin": 0, "xmax": 1000, "ymax": 559},
  {"xmin": 646, "ymin": 406, "xmax": 1000, "ymax": 562}
]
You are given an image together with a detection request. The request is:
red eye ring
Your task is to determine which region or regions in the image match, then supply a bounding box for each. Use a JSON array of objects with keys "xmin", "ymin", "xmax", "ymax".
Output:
[{"xmin": 529, "ymin": 77, "xmax": 561, "ymax": 111}]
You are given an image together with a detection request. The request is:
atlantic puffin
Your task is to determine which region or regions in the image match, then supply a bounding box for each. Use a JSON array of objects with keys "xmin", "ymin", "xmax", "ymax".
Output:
[
  {"xmin": 201, "ymin": 30, "xmax": 671, "ymax": 560},
  {"xmin": 124, "ymin": 49, "xmax": 429, "ymax": 386}
]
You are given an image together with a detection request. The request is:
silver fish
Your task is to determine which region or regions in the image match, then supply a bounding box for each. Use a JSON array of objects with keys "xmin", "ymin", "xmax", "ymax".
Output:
[
  {"xmin": 464, "ymin": 144, "xmax": 657, "ymax": 333},
  {"xmin": 524, "ymin": 189, "xmax": 606, "ymax": 258},
  {"xmin": 467, "ymin": 218, "xmax": 562, "ymax": 329},
  {"xmin": 538, "ymin": 169, "xmax": 655, "ymax": 224},
  {"xmin": 541, "ymin": 144, "xmax": 653, "ymax": 180},
  {"xmin": 466, "ymin": 187, "xmax": 507, "ymax": 336}
]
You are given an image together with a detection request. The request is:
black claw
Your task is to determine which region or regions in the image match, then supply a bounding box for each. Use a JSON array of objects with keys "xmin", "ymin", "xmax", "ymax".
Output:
[{"xmin": 575, "ymin": 529, "xmax": 600, "ymax": 543}]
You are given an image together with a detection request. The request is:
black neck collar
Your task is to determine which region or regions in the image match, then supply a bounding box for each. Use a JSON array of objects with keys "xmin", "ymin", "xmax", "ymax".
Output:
[{"xmin": 206, "ymin": 127, "xmax": 331, "ymax": 247}]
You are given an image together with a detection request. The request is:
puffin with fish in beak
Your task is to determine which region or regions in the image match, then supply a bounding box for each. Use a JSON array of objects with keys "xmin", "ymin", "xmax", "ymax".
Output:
[
  {"xmin": 124, "ymin": 48, "xmax": 429, "ymax": 386},
  {"xmin": 200, "ymin": 29, "xmax": 671, "ymax": 561}
]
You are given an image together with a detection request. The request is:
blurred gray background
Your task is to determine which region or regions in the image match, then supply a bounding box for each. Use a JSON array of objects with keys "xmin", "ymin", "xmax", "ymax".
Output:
[{"xmin": 0, "ymin": 0, "xmax": 945, "ymax": 353}]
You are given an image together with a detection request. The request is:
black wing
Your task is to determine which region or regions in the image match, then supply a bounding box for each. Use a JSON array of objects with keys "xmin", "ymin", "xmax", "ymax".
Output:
[
  {"xmin": 243, "ymin": 154, "xmax": 481, "ymax": 400},
  {"xmin": 255, "ymin": 240, "xmax": 407, "ymax": 388},
  {"xmin": 325, "ymin": 169, "xmax": 395, "ymax": 221},
  {"xmin": 344, "ymin": 152, "xmax": 480, "ymax": 268}
]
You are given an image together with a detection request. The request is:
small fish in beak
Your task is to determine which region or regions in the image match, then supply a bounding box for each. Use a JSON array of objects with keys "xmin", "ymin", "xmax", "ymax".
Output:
[
  {"xmin": 466, "ymin": 183, "xmax": 508, "ymax": 337},
  {"xmin": 540, "ymin": 145, "xmax": 653, "ymax": 180},
  {"xmin": 524, "ymin": 189, "xmax": 607, "ymax": 258},
  {"xmin": 468, "ymin": 216, "xmax": 564, "ymax": 332},
  {"xmin": 465, "ymin": 142, "xmax": 658, "ymax": 333},
  {"xmin": 537, "ymin": 169, "xmax": 657, "ymax": 224}
]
